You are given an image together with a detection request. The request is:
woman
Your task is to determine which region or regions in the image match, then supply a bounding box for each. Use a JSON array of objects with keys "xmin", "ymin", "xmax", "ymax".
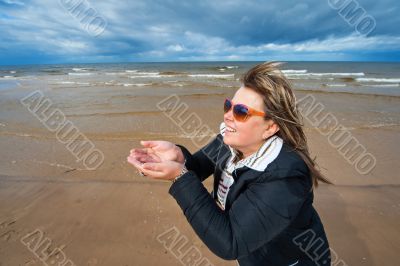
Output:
[{"xmin": 127, "ymin": 62, "xmax": 331, "ymax": 266}]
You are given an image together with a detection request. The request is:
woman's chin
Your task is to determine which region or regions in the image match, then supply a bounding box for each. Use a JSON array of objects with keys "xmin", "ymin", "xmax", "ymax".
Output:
[
  {"xmin": 223, "ymin": 133, "xmax": 236, "ymax": 147},
  {"xmin": 223, "ymin": 134, "xmax": 231, "ymax": 145}
]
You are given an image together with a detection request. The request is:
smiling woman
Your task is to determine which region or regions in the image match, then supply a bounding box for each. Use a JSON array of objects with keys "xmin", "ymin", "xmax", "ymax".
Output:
[{"xmin": 127, "ymin": 62, "xmax": 332, "ymax": 266}]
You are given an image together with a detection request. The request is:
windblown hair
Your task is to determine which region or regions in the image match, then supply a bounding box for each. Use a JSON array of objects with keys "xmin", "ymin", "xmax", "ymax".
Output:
[{"xmin": 241, "ymin": 62, "xmax": 332, "ymax": 187}]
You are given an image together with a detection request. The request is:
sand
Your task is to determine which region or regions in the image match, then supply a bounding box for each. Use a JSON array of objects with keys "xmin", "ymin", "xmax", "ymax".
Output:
[{"xmin": 0, "ymin": 79, "xmax": 399, "ymax": 265}]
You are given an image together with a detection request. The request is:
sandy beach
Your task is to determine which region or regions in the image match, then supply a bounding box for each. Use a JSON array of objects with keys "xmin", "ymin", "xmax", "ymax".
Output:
[{"xmin": 0, "ymin": 62, "xmax": 399, "ymax": 265}]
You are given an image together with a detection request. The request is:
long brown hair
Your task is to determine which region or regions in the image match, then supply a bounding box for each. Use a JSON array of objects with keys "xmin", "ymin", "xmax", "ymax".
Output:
[{"xmin": 241, "ymin": 62, "xmax": 332, "ymax": 187}]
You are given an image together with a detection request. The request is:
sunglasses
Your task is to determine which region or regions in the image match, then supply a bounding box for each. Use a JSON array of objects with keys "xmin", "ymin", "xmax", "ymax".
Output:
[{"xmin": 224, "ymin": 98, "xmax": 266, "ymax": 122}]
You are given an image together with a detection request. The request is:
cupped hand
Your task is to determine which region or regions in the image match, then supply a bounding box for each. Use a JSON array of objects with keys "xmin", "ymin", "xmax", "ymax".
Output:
[
  {"xmin": 130, "ymin": 148, "xmax": 161, "ymax": 164},
  {"xmin": 139, "ymin": 140, "xmax": 184, "ymax": 163},
  {"xmin": 127, "ymin": 153, "xmax": 184, "ymax": 181}
]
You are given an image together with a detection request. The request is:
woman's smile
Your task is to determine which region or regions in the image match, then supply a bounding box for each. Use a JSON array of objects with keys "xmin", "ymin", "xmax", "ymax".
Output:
[{"xmin": 225, "ymin": 125, "xmax": 237, "ymax": 133}]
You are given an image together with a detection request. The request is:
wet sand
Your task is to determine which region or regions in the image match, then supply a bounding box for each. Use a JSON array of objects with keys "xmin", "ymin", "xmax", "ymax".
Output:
[{"xmin": 0, "ymin": 77, "xmax": 399, "ymax": 265}]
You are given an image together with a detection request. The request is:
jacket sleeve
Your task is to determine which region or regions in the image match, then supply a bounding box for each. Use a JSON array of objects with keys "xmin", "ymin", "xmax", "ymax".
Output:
[
  {"xmin": 176, "ymin": 134, "xmax": 224, "ymax": 182},
  {"xmin": 169, "ymin": 168, "xmax": 311, "ymax": 260}
]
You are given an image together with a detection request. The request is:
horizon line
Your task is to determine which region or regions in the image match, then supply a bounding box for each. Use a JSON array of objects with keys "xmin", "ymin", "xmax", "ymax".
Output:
[{"xmin": 1, "ymin": 59, "xmax": 400, "ymax": 67}]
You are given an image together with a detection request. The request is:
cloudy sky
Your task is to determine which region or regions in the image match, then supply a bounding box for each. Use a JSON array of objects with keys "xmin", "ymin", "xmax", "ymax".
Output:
[{"xmin": 0, "ymin": 0, "xmax": 399, "ymax": 65}]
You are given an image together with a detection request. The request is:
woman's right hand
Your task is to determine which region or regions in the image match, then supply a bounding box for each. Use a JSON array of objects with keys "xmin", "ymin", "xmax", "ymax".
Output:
[{"xmin": 130, "ymin": 140, "xmax": 185, "ymax": 164}]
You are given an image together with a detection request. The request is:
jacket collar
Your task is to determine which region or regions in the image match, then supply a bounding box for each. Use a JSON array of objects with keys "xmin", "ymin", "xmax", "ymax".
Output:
[{"xmin": 219, "ymin": 122, "xmax": 283, "ymax": 172}]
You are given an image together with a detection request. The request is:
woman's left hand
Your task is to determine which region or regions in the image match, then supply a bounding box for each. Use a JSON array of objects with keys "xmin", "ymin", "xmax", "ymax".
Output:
[{"xmin": 127, "ymin": 153, "xmax": 184, "ymax": 181}]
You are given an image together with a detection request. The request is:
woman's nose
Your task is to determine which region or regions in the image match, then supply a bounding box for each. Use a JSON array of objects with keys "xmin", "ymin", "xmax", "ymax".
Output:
[{"xmin": 224, "ymin": 107, "xmax": 234, "ymax": 121}]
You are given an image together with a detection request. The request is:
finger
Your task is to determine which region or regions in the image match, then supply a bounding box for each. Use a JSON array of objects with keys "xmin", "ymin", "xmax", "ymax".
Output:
[
  {"xmin": 128, "ymin": 152, "xmax": 147, "ymax": 161},
  {"xmin": 140, "ymin": 168, "xmax": 166, "ymax": 179},
  {"xmin": 142, "ymin": 162, "xmax": 164, "ymax": 172},
  {"xmin": 127, "ymin": 156, "xmax": 160, "ymax": 178},
  {"xmin": 144, "ymin": 155, "xmax": 161, "ymax": 163},
  {"xmin": 140, "ymin": 140, "xmax": 159, "ymax": 148},
  {"xmin": 127, "ymin": 156, "xmax": 145, "ymax": 171},
  {"xmin": 130, "ymin": 148, "xmax": 148, "ymax": 155},
  {"xmin": 134, "ymin": 152, "xmax": 161, "ymax": 163},
  {"xmin": 126, "ymin": 155, "xmax": 141, "ymax": 168}
]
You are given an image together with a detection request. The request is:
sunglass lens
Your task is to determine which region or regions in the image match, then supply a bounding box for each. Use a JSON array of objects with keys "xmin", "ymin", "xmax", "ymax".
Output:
[
  {"xmin": 233, "ymin": 104, "xmax": 249, "ymax": 121},
  {"xmin": 224, "ymin": 99, "xmax": 232, "ymax": 113}
]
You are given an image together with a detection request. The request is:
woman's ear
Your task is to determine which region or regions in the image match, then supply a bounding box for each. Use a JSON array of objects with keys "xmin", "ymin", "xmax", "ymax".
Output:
[{"xmin": 262, "ymin": 121, "xmax": 280, "ymax": 140}]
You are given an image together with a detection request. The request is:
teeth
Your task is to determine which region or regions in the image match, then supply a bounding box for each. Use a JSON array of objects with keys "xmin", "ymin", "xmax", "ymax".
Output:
[{"xmin": 226, "ymin": 126, "xmax": 236, "ymax": 132}]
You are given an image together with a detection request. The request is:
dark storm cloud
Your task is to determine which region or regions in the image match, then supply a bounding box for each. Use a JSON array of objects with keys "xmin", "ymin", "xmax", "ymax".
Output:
[{"xmin": 0, "ymin": 0, "xmax": 399, "ymax": 64}]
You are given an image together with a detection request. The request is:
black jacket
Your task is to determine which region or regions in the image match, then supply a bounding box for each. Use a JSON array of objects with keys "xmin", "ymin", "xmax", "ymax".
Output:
[{"xmin": 169, "ymin": 134, "xmax": 331, "ymax": 266}]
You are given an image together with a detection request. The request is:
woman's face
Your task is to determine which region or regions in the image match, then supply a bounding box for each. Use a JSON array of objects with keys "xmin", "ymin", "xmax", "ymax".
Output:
[{"xmin": 223, "ymin": 87, "xmax": 278, "ymax": 158}]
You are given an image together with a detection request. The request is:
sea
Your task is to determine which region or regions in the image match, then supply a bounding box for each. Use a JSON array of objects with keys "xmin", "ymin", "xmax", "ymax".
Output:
[{"xmin": 1, "ymin": 61, "xmax": 400, "ymax": 96}]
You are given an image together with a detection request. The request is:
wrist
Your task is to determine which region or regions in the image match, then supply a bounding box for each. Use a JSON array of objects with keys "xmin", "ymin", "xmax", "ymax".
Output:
[{"xmin": 172, "ymin": 161, "xmax": 188, "ymax": 183}]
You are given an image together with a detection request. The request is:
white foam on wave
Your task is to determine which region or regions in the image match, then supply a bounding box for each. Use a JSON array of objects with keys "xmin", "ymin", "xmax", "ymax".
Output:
[
  {"xmin": 55, "ymin": 81, "xmax": 91, "ymax": 86},
  {"xmin": 188, "ymin": 74, "xmax": 235, "ymax": 78},
  {"xmin": 288, "ymin": 76, "xmax": 335, "ymax": 81},
  {"xmin": 129, "ymin": 75, "xmax": 163, "ymax": 79},
  {"xmin": 282, "ymin": 70, "xmax": 308, "ymax": 74},
  {"xmin": 125, "ymin": 70, "xmax": 138, "ymax": 73},
  {"xmin": 134, "ymin": 72, "xmax": 160, "ymax": 75},
  {"xmin": 68, "ymin": 72, "xmax": 94, "ymax": 76},
  {"xmin": 325, "ymin": 83, "xmax": 347, "ymax": 87},
  {"xmin": 128, "ymin": 72, "xmax": 164, "ymax": 78},
  {"xmin": 287, "ymin": 72, "xmax": 365, "ymax": 78},
  {"xmin": 1, "ymin": 76, "xmax": 15, "ymax": 79},
  {"xmin": 117, "ymin": 83, "xmax": 153, "ymax": 87},
  {"xmin": 134, "ymin": 83, "xmax": 153, "ymax": 87},
  {"xmin": 364, "ymin": 83, "xmax": 400, "ymax": 87},
  {"xmin": 356, "ymin": 78, "xmax": 400, "ymax": 83},
  {"xmin": 10, "ymin": 71, "xmax": 16, "ymax": 74},
  {"xmin": 56, "ymin": 81, "xmax": 76, "ymax": 84},
  {"xmin": 226, "ymin": 66, "xmax": 239, "ymax": 69},
  {"xmin": 105, "ymin": 72, "xmax": 124, "ymax": 75},
  {"xmin": 72, "ymin": 68, "xmax": 93, "ymax": 72}
]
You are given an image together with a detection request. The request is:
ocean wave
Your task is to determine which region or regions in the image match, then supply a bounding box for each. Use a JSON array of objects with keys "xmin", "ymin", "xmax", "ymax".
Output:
[
  {"xmin": 215, "ymin": 66, "xmax": 239, "ymax": 71},
  {"xmin": 72, "ymin": 68, "xmax": 91, "ymax": 72},
  {"xmin": 104, "ymin": 72, "xmax": 128, "ymax": 76},
  {"xmin": 125, "ymin": 70, "xmax": 138, "ymax": 73},
  {"xmin": 1, "ymin": 75, "xmax": 15, "ymax": 79},
  {"xmin": 366, "ymin": 84, "xmax": 400, "ymax": 87},
  {"xmin": 128, "ymin": 72, "xmax": 166, "ymax": 78},
  {"xmin": 133, "ymin": 72, "xmax": 160, "ymax": 75},
  {"xmin": 282, "ymin": 69, "xmax": 308, "ymax": 74},
  {"xmin": 356, "ymin": 78, "xmax": 400, "ymax": 83},
  {"xmin": 295, "ymin": 88, "xmax": 400, "ymax": 97},
  {"xmin": 56, "ymin": 81, "xmax": 76, "ymax": 85},
  {"xmin": 290, "ymin": 76, "xmax": 335, "ymax": 80},
  {"xmin": 129, "ymin": 75, "xmax": 163, "ymax": 78},
  {"xmin": 54, "ymin": 81, "xmax": 91, "ymax": 86},
  {"xmin": 117, "ymin": 82, "xmax": 153, "ymax": 87},
  {"xmin": 188, "ymin": 74, "xmax": 235, "ymax": 79},
  {"xmin": 159, "ymin": 71, "xmax": 186, "ymax": 76},
  {"xmin": 129, "ymin": 71, "xmax": 185, "ymax": 78},
  {"xmin": 10, "ymin": 71, "xmax": 16, "ymax": 74},
  {"xmin": 286, "ymin": 72, "xmax": 365, "ymax": 78},
  {"xmin": 41, "ymin": 69, "xmax": 65, "ymax": 74},
  {"xmin": 323, "ymin": 83, "xmax": 347, "ymax": 87},
  {"xmin": 68, "ymin": 72, "xmax": 94, "ymax": 76}
]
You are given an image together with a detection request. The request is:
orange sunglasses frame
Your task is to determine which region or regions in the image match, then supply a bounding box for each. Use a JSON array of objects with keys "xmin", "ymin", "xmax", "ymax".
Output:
[{"xmin": 224, "ymin": 98, "xmax": 266, "ymax": 121}]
